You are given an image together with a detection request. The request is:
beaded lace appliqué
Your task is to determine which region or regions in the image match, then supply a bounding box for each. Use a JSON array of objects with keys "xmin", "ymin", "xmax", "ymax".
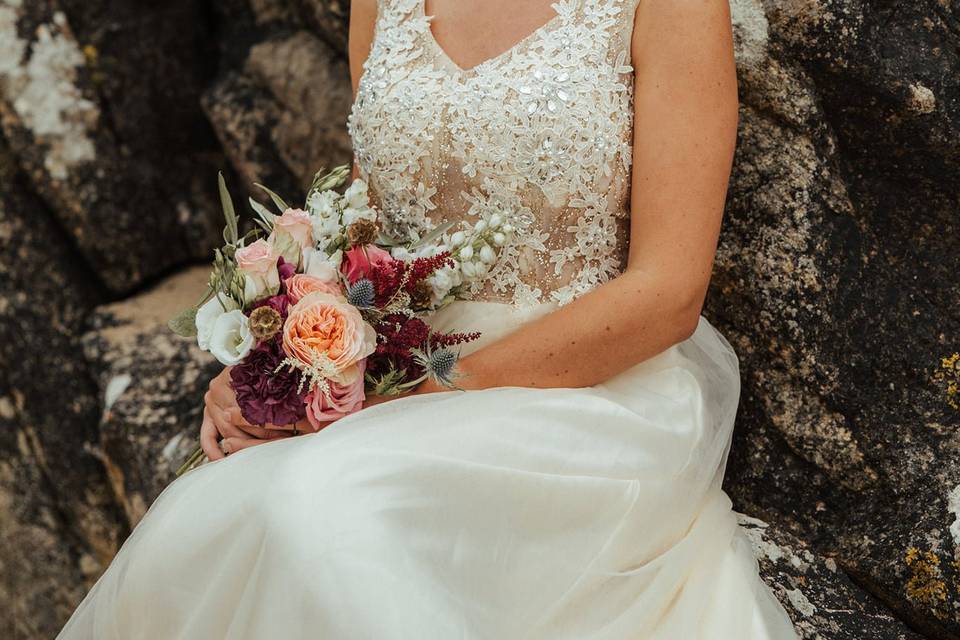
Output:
[{"xmin": 348, "ymin": 0, "xmax": 637, "ymax": 307}]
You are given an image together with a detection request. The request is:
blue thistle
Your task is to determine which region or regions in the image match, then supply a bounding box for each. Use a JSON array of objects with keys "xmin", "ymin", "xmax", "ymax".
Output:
[
  {"xmin": 347, "ymin": 278, "xmax": 376, "ymax": 308},
  {"xmin": 411, "ymin": 344, "xmax": 461, "ymax": 388}
]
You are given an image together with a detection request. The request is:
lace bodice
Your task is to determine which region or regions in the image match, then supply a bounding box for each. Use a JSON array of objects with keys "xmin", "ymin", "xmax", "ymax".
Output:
[{"xmin": 347, "ymin": 0, "xmax": 640, "ymax": 306}]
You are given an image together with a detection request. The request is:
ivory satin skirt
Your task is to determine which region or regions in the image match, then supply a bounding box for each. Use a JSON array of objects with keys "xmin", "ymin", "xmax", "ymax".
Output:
[{"xmin": 57, "ymin": 300, "xmax": 798, "ymax": 639}]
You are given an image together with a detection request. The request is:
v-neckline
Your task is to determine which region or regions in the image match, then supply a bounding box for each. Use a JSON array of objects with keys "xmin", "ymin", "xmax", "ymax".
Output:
[{"xmin": 419, "ymin": 0, "xmax": 564, "ymax": 76}]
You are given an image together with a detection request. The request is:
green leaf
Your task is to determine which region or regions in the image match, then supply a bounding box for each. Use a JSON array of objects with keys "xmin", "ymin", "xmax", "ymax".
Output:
[
  {"xmin": 249, "ymin": 197, "xmax": 276, "ymax": 229},
  {"xmin": 409, "ymin": 220, "xmax": 456, "ymax": 249},
  {"xmin": 218, "ymin": 172, "xmax": 239, "ymax": 245},
  {"xmin": 168, "ymin": 307, "xmax": 199, "ymax": 338},
  {"xmin": 254, "ymin": 182, "xmax": 289, "ymax": 212}
]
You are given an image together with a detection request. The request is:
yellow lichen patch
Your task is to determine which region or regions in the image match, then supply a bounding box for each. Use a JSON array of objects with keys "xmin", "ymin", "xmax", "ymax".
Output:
[
  {"xmin": 904, "ymin": 546, "xmax": 950, "ymax": 620},
  {"xmin": 932, "ymin": 353, "xmax": 959, "ymax": 410}
]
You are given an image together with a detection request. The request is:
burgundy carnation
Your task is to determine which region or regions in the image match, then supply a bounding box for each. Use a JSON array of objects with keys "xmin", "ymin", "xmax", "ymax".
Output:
[{"xmin": 229, "ymin": 336, "xmax": 307, "ymax": 426}]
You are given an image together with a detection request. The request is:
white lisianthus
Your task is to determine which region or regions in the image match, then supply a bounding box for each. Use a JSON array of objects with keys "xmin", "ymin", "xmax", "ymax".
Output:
[
  {"xmin": 208, "ymin": 309, "xmax": 255, "ymax": 366},
  {"xmin": 195, "ymin": 295, "xmax": 240, "ymax": 351},
  {"xmin": 302, "ymin": 246, "xmax": 342, "ymax": 282}
]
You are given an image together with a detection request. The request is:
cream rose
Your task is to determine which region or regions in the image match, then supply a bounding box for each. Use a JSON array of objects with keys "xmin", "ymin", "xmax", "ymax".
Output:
[
  {"xmin": 236, "ymin": 238, "xmax": 280, "ymax": 301},
  {"xmin": 269, "ymin": 208, "xmax": 313, "ymax": 266}
]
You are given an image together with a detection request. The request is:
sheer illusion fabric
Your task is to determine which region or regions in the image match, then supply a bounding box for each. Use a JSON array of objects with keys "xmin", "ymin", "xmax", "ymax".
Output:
[{"xmin": 57, "ymin": 0, "xmax": 800, "ymax": 638}]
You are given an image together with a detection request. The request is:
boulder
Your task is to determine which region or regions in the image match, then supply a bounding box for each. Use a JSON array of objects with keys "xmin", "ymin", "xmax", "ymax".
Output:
[
  {"xmin": 81, "ymin": 267, "xmax": 220, "ymax": 527},
  {"xmin": 715, "ymin": 1, "xmax": 960, "ymax": 636},
  {"xmin": 0, "ymin": 135, "xmax": 124, "ymax": 638},
  {"xmin": 0, "ymin": 0, "xmax": 223, "ymax": 293},
  {"xmin": 203, "ymin": 29, "xmax": 352, "ymax": 197},
  {"xmin": 741, "ymin": 515, "xmax": 926, "ymax": 639}
]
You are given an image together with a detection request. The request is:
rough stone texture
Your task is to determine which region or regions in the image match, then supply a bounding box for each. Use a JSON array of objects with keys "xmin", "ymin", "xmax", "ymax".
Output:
[
  {"xmin": 203, "ymin": 29, "xmax": 352, "ymax": 197},
  {"xmin": 716, "ymin": 1, "xmax": 960, "ymax": 637},
  {"xmin": 0, "ymin": 0, "xmax": 223, "ymax": 294},
  {"xmin": 81, "ymin": 267, "xmax": 221, "ymax": 528},
  {"xmin": 740, "ymin": 515, "xmax": 927, "ymax": 639},
  {"xmin": 0, "ymin": 135, "xmax": 125, "ymax": 638}
]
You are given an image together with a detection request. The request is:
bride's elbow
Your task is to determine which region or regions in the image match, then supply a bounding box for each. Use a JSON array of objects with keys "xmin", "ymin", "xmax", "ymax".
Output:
[{"xmin": 671, "ymin": 291, "xmax": 705, "ymax": 343}]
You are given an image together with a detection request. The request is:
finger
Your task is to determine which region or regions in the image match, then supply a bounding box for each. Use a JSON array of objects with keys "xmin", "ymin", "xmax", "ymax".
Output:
[
  {"xmin": 211, "ymin": 407, "xmax": 252, "ymax": 441},
  {"xmin": 235, "ymin": 422, "xmax": 294, "ymax": 440},
  {"xmin": 200, "ymin": 407, "xmax": 225, "ymax": 461},
  {"xmin": 221, "ymin": 408, "xmax": 292, "ymax": 438}
]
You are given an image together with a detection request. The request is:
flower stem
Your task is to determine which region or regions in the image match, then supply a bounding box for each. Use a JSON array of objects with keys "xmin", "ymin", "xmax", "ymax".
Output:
[{"xmin": 175, "ymin": 443, "xmax": 207, "ymax": 477}]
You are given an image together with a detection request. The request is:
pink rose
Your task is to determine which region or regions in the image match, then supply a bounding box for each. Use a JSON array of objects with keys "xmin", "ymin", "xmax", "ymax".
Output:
[
  {"xmin": 270, "ymin": 208, "xmax": 314, "ymax": 265},
  {"xmin": 236, "ymin": 238, "xmax": 280, "ymax": 299},
  {"xmin": 305, "ymin": 360, "xmax": 367, "ymax": 429},
  {"xmin": 341, "ymin": 244, "xmax": 395, "ymax": 284},
  {"xmin": 284, "ymin": 273, "xmax": 344, "ymax": 304}
]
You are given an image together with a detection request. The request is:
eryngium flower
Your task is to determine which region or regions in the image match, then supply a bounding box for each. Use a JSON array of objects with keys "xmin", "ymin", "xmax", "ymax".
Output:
[
  {"xmin": 347, "ymin": 278, "xmax": 376, "ymax": 309},
  {"xmin": 412, "ymin": 343, "xmax": 460, "ymax": 388},
  {"xmin": 248, "ymin": 305, "xmax": 283, "ymax": 341},
  {"xmin": 346, "ymin": 218, "xmax": 379, "ymax": 246},
  {"xmin": 229, "ymin": 337, "xmax": 308, "ymax": 426}
]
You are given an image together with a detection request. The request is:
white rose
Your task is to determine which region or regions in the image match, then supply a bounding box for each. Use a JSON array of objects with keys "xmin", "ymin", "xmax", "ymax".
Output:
[
  {"xmin": 195, "ymin": 295, "xmax": 239, "ymax": 351},
  {"xmin": 208, "ymin": 310, "xmax": 255, "ymax": 366}
]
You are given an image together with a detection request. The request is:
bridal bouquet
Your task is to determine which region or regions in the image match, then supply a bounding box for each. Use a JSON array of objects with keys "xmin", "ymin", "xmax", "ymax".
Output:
[{"xmin": 170, "ymin": 165, "xmax": 509, "ymax": 474}]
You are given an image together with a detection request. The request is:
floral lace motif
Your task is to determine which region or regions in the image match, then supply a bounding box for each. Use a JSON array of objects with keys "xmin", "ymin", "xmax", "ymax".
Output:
[{"xmin": 348, "ymin": 0, "xmax": 639, "ymax": 306}]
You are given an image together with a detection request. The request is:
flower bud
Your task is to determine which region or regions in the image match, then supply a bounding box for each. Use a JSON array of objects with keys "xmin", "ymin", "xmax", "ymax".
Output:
[
  {"xmin": 479, "ymin": 245, "xmax": 496, "ymax": 264},
  {"xmin": 474, "ymin": 220, "xmax": 487, "ymax": 233},
  {"xmin": 450, "ymin": 231, "xmax": 466, "ymax": 246},
  {"xmin": 493, "ymin": 232, "xmax": 506, "ymax": 246},
  {"xmin": 489, "ymin": 214, "xmax": 502, "ymax": 228},
  {"xmin": 459, "ymin": 245, "xmax": 474, "ymax": 260}
]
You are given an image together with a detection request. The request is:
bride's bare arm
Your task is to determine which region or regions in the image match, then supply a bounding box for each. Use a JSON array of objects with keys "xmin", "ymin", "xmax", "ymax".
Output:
[{"xmin": 419, "ymin": 0, "xmax": 739, "ymax": 392}]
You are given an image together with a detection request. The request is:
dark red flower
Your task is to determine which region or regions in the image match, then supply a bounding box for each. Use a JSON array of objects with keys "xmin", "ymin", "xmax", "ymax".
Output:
[{"xmin": 229, "ymin": 336, "xmax": 307, "ymax": 426}]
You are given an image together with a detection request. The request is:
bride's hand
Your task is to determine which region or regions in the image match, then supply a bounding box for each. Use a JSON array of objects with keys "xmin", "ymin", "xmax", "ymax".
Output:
[{"xmin": 200, "ymin": 366, "xmax": 299, "ymax": 460}]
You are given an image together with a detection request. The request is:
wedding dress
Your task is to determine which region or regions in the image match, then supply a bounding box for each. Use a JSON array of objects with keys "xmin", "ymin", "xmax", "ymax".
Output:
[{"xmin": 57, "ymin": 0, "xmax": 800, "ymax": 638}]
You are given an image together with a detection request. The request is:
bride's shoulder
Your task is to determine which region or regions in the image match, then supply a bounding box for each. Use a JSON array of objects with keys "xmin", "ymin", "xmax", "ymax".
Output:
[{"xmin": 630, "ymin": 0, "xmax": 734, "ymax": 54}]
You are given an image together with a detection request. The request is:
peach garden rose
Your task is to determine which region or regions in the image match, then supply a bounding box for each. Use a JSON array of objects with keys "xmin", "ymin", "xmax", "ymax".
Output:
[
  {"xmin": 284, "ymin": 274, "xmax": 344, "ymax": 305},
  {"xmin": 281, "ymin": 291, "xmax": 377, "ymax": 378}
]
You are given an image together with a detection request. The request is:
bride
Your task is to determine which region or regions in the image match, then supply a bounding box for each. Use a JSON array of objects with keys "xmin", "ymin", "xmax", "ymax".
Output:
[{"xmin": 58, "ymin": 0, "xmax": 799, "ymax": 637}]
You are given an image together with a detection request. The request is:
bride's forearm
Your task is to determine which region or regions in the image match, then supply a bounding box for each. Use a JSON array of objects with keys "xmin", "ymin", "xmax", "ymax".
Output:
[{"xmin": 449, "ymin": 268, "xmax": 705, "ymax": 391}]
